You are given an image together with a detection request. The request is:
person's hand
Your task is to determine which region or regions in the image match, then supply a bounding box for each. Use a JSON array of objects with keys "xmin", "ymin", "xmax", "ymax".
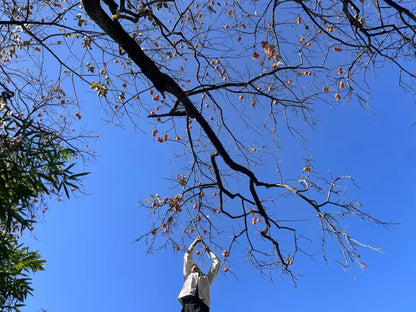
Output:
[{"xmin": 193, "ymin": 235, "xmax": 203, "ymax": 244}]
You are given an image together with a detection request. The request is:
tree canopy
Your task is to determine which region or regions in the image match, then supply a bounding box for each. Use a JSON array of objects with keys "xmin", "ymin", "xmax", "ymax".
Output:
[
  {"xmin": 0, "ymin": 28, "xmax": 90, "ymax": 311},
  {"xmin": 0, "ymin": 90, "xmax": 89, "ymax": 310},
  {"xmin": 1, "ymin": 1, "xmax": 415, "ymax": 304}
]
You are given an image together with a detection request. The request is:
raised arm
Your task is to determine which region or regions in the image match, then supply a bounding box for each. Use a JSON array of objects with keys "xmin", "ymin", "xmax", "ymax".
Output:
[
  {"xmin": 205, "ymin": 245, "xmax": 220, "ymax": 285},
  {"xmin": 183, "ymin": 236, "xmax": 203, "ymax": 279}
]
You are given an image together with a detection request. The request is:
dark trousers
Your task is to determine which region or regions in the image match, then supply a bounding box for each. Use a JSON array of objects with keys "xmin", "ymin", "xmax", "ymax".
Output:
[{"xmin": 181, "ymin": 302, "xmax": 209, "ymax": 312}]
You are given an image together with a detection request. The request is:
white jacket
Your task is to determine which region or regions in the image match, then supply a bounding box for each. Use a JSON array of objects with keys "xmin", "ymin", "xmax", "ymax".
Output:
[{"xmin": 177, "ymin": 243, "xmax": 220, "ymax": 308}]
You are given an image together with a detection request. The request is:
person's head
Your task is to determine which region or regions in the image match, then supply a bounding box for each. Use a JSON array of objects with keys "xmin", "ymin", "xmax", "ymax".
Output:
[{"xmin": 191, "ymin": 263, "xmax": 201, "ymax": 274}]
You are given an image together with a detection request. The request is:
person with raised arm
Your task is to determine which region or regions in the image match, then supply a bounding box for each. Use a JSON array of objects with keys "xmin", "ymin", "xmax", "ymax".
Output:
[{"xmin": 178, "ymin": 236, "xmax": 220, "ymax": 312}]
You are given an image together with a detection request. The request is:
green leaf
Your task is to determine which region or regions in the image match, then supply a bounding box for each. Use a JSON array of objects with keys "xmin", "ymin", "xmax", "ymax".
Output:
[{"xmin": 68, "ymin": 171, "xmax": 90, "ymax": 179}]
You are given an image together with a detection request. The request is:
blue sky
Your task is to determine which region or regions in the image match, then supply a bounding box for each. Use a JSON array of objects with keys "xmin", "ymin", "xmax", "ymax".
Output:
[
  {"xmin": 20, "ymin": 61, "xmax": 416, "ymax": 312},
  {"xmin": 11, "ymin": 2, "xmax": 416, "ymax": 311}
]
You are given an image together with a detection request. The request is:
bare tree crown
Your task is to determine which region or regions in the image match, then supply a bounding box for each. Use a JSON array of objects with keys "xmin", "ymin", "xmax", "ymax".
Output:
[{"xmin": 1, "ymin": 0, "xmax": 413, "ymax": 282}]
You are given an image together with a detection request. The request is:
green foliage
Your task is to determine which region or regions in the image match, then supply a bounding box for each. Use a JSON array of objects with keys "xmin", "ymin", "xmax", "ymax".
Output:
[
  {"xmin": 0, "ymin": 232, "xmax": 45, "ymax": 312},
  {"xmin": 0, "ymin": 102, "xmax": 87, "ymax": 232},
  {"xmin": 0, "ymin": 101, "xmax": 88, "ymax": 311}
]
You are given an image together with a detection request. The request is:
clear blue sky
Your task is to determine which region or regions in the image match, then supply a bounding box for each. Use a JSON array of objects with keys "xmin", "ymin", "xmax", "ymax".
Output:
[{"xmin": 19, "ymin": 61, "xmax": 416, "ymax": 312}]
